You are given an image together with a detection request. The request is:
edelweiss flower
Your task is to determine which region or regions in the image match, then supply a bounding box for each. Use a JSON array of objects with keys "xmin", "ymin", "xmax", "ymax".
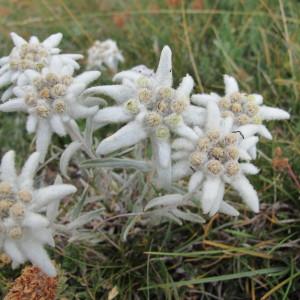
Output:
[
  {"xmin": 0, "ymin": 151, "xmax": 76, "ymax": 276},
  {"xmin": 85, "ymin": 46, "xmax": 205, "ymax": 188},
  {"xmin": 0, "ymin": 32, "xmax": 83, "ymax": 102},
  {"xmin": 87, "ymin": 39, "xmax": 124, "ymax": 73},
  {"xmin": 0, "ymin": 58, "xmax": 100, "ymax": 161},
  {"xmin": 192, "ymin": 75, "xmax": 290, "ymax": 158},
  {"xmin": 172, "ymin": 101, "xmax": 261, "ymax": 216}
]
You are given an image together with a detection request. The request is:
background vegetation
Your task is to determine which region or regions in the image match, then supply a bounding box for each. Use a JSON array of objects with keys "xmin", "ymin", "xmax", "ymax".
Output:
[{"xmin": 0, "ymin": 0, "xmax": 299, "ymax": 299}]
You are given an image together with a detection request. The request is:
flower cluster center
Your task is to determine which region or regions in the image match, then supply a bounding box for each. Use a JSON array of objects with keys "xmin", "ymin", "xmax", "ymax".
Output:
[
  {"xmin": 189, "ymin": 131, "xmax": 240, "ymax": 176},
  {"xmin": 25, "ymin": 72, "xmax": 73, "ymax": 118},
  {"xmin": 10, "ymin": 43, "xmax": 49, "ymax": 72},
  {"xmin": 218, "ymin": 92, "xmax": 261, "ymax": 125},
  {"xmin": 124, "ymin": 75, "xmax": 189, "ymax": 139},
  {"xmin": 0, "ymin": 181, "xmax": 33, "ymax": 240}
]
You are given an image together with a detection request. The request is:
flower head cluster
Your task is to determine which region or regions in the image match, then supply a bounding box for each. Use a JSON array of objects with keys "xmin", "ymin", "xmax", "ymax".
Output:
[
  {"xmin": 0, "ymin": 32, "xmax": 82, "ymax": 102},
  {"xmin": 85, "ymin": 46, "xmax": 205, "ymax": 187},
  {"xmin": 192, "ymin": 75, "xmax": 290, "ymax": 158},
  {"xmin": 0, "ymin": 58, "xmax": 100, "ymax": 161},
  {"xmin": 172, "ymin": 102, "xmax": 261, "ymax": 216},
  {"xmin": 87, "ymin": 39, "xmax": 124, "ymax": 73},
  {"xmin": 0, "ymin": 151, "xmax": 76, "ymax": 276}
]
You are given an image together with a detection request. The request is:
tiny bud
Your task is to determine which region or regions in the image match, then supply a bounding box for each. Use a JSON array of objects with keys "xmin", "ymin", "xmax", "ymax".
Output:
[
  {"xmin": 225, "ymin": 160, "xmax": 240, "ymax": 176},
  {"xmin": 36, "ymin": 104, "xmax": 50, "ymax": 118},
  {"xmin": 0, "ymin": 200, "xmax": 13, "ymax": 216},
  {"xmin": 207, "ymin": 159, "xmax": 223, "ymax": 175},
  {"xmin": 218, "ymin": 97, "xmax": 231, "ymax": 110},
  {"xmin": 157, "ymin": 87, "xmax": 174, "ymax": 99},
  {"xmin": 207, "ymin": 130, "xmax": 220, "ymax": 141},
  {"xmin": 53, "ymin": 99, "xmax": 66, "ymax": 113},
  {"xmin": 171, "ymin": 98, "xmax": 189, "ymax": 113},
  {"xmin": 39, "ymin": 87, "xmax": 51, "ymax": 99},
  {"xmin": 8, "ymin": 226, "xmax": 23, "ymax": 240},
  {"xmin": 155, "ymin": 125, "xmax": 170, "ymax": 139},
  {"xmin": 0, "ymin": 182, "xmax": 12, "ymax": 194},
  {"xmin": 124, "ymin": 99, "xmax": 140, "ymax": 114},
  {"xmin": 10, "ymin": 203, "xmax": 25, "ymax": 219},
  {"xmin": 144, "ymin": 112, "xmax": 161, "ymax": 127},
  {"xmin": 210, "ymin": 147, "xmax": 224, "ymax": 160},
  {"xmin": 245, "ymin": 102, "xmax": 259, "ymax": 116},
  {"xmin": 237, "ymin": 114, "xmax": 250, "ymax": 125},
  {"xmin": 0, "ymin": 253, "xmax": 11, "ymax": 265},
  {"xmin": 224, "ymin": 133, "xmax": 238, "ymax": 145},
  {"xmin": 50, "ymin": 84, "xmax": 67, "ymax": 98},
  {"xmin": 18, "ymin": 190, "xmax": 32, "ymax": 203},
  {"xmin": 190, "ymin": 151, "xmax": 206, "ymax": 167},
  {"xmin": 197, "ymin": 137, "xmax": 210, "ymax": 152},
  {"xmin": 164, "ymin": 113, "xmax": 182, "ymax": 127},
  {"xmin": 61, "ymin": 75, "xmax": 73, "ymax": 86},
  {"xmin": 231, "ymin": 102, "xmax": 242, "ymax": 113},
  {"xmin": 138, "ymin": 88, "xmax": 152, "ymax": 103},
  {"xmin": 25, "ymin": 93, "xmax": 37, "ymax": 106},
  {"xmin": 136, "ymin": 76, "xmax": 149, "ymax": 87},
  {"xmin": 230, "ymin": 92, "xmax": 243, "ymax": 102},
  {"xmin": 45, "ymin": 73, "xmax": 59, "ymax": 86},
  {"xmin": 252, "ymin": 115, "xmax": 262, "ymax": 124},
  {"xmin": 226, "ymin": 146, "xmax": 239, "ymax": 160}
]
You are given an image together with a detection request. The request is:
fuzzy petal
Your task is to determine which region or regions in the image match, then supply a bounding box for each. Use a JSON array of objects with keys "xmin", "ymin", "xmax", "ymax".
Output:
[
  {"xmin": 19, "ymin": 152, "xmax": 40, "ymax": 188},
  {"xmin": 1, "ymin": 150, "xmax": 16, "ymax": 184},
  {"xmin": 230, "ymin": 175, "xmax": 259, "ymax": 213},
  {"xmin": 173, "ymin": 122, "xmax": 198, "ymax": 141},
  {"xmin": 188, "ymin": 171, "xmax": 204, "ymax": 192},
  {"xmin": 218, "ymin": 201, "xmax": 239, "ymax": 216},
  {"xmin": 31, "ymin": 184, "xmax": 77, "ymax": 211},
  {"xmin": 84, "ymin": 85, "xmax": 134, "ymax": 104},
  {"xmin": 36, "ymin": 119, "xmax": 52, "ymax": 162},
  {"xmin": 177, "ymin": 74, "xmax": 194, "ymax": 96},
  {"xmin": 42, "ymin": 32, "xmax": 63, "ymax": 48},
  {"xmin": 74, "ymin": 71, "xmax": 101, "ymax": 86},
  {"xmin": 0, "ymin": 98, "xmax": 27, "ymax": 112},
  {"xmin": 259, "ymin": 106, "xmax": 290, "ymax": 120},
  {"xmin": 201, "ymin": 176, "xmax": 221, "ymax": 214},
  {"xmin": 93, "ymin": 106, "xmax": 132, "ymax": 124},
  {"xmin": 10, "ymin": 32, "xmax": 27, "ymax": 47},
  {"xmin": 240, "ymin": 163, "xmax": 260, "ymax": 175},
  {"xmin": 50, "ymin": 115, "xmax": 66, "ymax": 136},
  {"xmin": 19, "ymin": 239, "xmax": 56, "ymax": 276},
  {"xmin": 155, "ymin": 46, "xmax": 172, "ymax": 86},
  {"xmin": 224, "ymin": 74, "xmax": 239, "ymax": 95},
  {"xmin": 191, "ymin": 93, "xmax": 219, "ymax": 107},
  {"xmin": 182, "ymin": 105, "xmax": 205, "ymax": 126},
  {"xmin": 240, "ymin": 136, "xmax": 259, "ymax": 151},
  {"xmin": 172, "ymin": 138, "xmax": 195, "ymax": 151},
  {"xmin": 4, "ymin": 240, "xmax": 25, "ymax": 264},
  {"xmin": 96, "ymin": 121, "xmax": 148, "ymax": 155},
  {"xmin": 172, "ymin": 160, "xmax": 192, "ymax": 181},
  {"xmin": 25, "ymin": 115, "xmax": 37, "ymax": 133},
  {"xmin": 206, "ymin": 100, "xmax": 221, "ymax": 130},
  {"xmin": 209, "ymin": 182, "xmax": 225, "ymax": 216},
  {"xmin": 23, "ymin": 211, "xmax": 49, "ymax": 228}
]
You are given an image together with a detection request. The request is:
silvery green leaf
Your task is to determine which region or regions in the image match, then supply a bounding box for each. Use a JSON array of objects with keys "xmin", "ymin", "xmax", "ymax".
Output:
[
  {"xmin": 59, "ymin": 141, "xmax": 82, "ymax": 178},
  {"xmin": 84, "ymin": 116, "xmax": 94, "ymax": 148},
  {"xmin": 46, "ymin": 175, "xmax": 63, "ymax": 223},
  {"xmin": 171, "ymin": 208, "xmax": 205, "ymax": 224},
  {"xmin": 145, "ymin": 194, "xmax": 184, "ymax": 211},
  {"xmin": 66, "ymin": 208, "xmax": 104, "ymax": 230},
  {"xmin": 81, "ymin": 158, "xmax": 152, "ymax": 172}
]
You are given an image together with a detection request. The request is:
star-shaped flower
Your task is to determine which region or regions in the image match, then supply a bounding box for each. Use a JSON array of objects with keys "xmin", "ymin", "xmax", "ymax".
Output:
[
  {"xmin": 85, "ymin": 46, "xmax": 205, "ymax": 188},
  {"xmin": 0, "ymin": 32, "xmax": 83, "ymax": 102},
  {"xmin": 192, "ymin": 75, "xmax": 290, "ymax": 158},
  {"xmin": 0, "ymin": 151, "xmax": 76, "ymax": 276},
  {"xmin": 87, "ymin": 39, "xmax": 124, "ymax": 73},
  {"xmin": 172, "ymin": 101, "xmax": 261, "ymax": 216},
  {"xmin": 0, "ymin": 58, "xmax": 100, "ymax": 161}
]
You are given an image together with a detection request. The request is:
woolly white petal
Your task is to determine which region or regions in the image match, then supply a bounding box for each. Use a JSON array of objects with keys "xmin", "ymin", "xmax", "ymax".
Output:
[
  {"xmin": 155, "ymin": 46, "xmax": 172, "ymax": 86},
  {"xmin": 191, "ymin": 93, "xmax": 219, "ymax": 107},
  {"xmin": 10, "ymin": 32, "xmax": 27, "ymax": 47},
  {"xmin": 259, "ymin": 106, "xmax": 290, "ymax": 120},
  {"xmin": 1, "ymin": 150, "xmax": 17, "ymax": 184},
  {"xmin": 29, "ymin": 36, "xmax": 39, "ymax": 44},
  {"xmin": 218, "ymin": 201, "xmax": 239, "ymax": 216},
  {"xmin": 42, "ymin": 32, "xmax": 62, "ymax": 48},
  {"xmin": 19, "ymin": 239, "xmax": 56, "ymax": 276},
  {"xmin": 172, "ymin": 138, "xmax": 195, "ymax": 151},
  {"xmin": 69, "ymin": 104, "xmax": 98, "ymax": 119},
  {"xmin": 238, "ymin": 124, "xmax": 272, "ymax": 139},
  {"xmin": 36, "ymin": 120, "xmax": 52, "ymax": 162},
  {"xmin": 230, "ymin": 175, "xmax": 259, "ymax": 213},
  {"xmin": 224, "ymin": 74, "xmax": 239, "ymax": 95},
  {"xmin": 19, "ymin": 152, "xmax": 40, "ymax": 188},
  {"xmin": 182, "ymin": 105, "xmax": 205, "ymax": 126},
  {"xmin": 84, "ymin": 85, "xmax": 134, "ymax": 104},
  {"xmin": 240, "ymin": 163, "xmax": 260, "ymax": 175},
  {"xmin": 50, "ymin": 115, "xmax": 66, "ymax": 136},
  {"xmin": 206, "ymin": 100, "xmax": 221, "ymax": 130},
  {"xmin": 31, "ymin": 184, "xmax": 77, "ymax": 211},
  {"xmin": 74, "ymin": 71, "xmax": 101, "ymax": 86},
  {"xmin": 201, "ymin": 176, "xmax": 221, "ymax": 214},
  {"xmin": 96, "ymin": 121, "xmax": 147, "ymax": 155},
  {"xmin": 4, "ymin": 240, "xmax": 25, "ymax": 264},
  {"xmin": 31, "ymin": 228, "xmax": 55, "ymax": 247},
  {"xmin": 172, "ymin": 160, "xmax": 192, "ymax": 181},
  {"xmin": 0, "ymin": 98, "xmax": 27, "ymax": 112},
  {"xmin": 173, "ymin": 123, "xmax": 198, "ymax": 141},
  {"xmin": 1, "ymin": 86, "xmax": 14, "ymax": 102},
  {"xmin": 209, "ymin": 181, "xmax": 225, "ymax": 216},
  {"xmin": 113, "ymin": 70, "xmax": 141, "ymax": 83},
  {"xmin": 59, "ymin": 141, "xmax": 81, "ymax": 178},
  {"xmin": 26, "ymin": 114, "xmax": 37, "ymax": 133},
  {"xmin": 188, "ymin": 171, "xmax": 204, "ymax": 192},
  {"xmin": 240, "ymin": 136, "xmax": 259, "ymax": 151},
  {"xmin": 93, "ymin": 106, "xmax": 132, "ymax": 124},
  {"xmin": 177, "ymin": 74, "xmax": 194, "ymax": 96},
  {"xmin": 221, "ymin": 117, "xmax": 234, "ymax": 135},
  {"xmin": 171, "ymin": 150, "xmax": 190, "ymax": 160},
  {"xmin": 23, "ymin": 211, "xmax": 49, "ymax": 228},
  {"xmin": 239, "ymin": 148, "xmax": 252, "ymax": 161},
  {"xmin": 251, "ymin": 94, "xmax": 263, "ymax": 105},
  {"xmin": 0, "ymin": 71, "xmax": 12, "ymax": 87}
]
